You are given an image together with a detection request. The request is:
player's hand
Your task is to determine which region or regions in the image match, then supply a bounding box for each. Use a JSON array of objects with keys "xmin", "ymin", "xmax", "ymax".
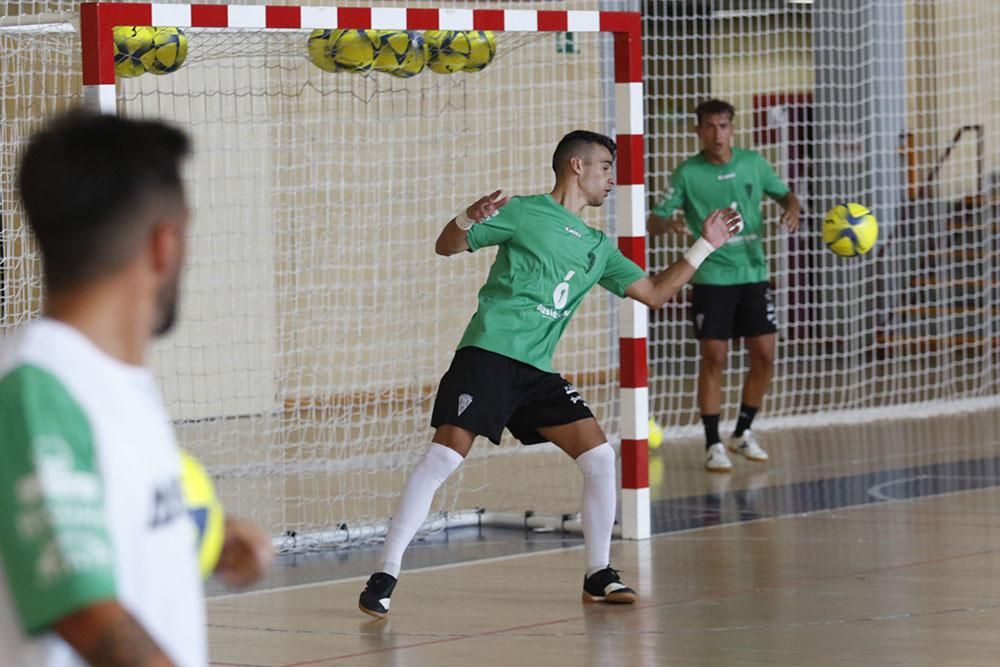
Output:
[
  {"xmin": 464, "ymin": 189, "xmax": 508, "ymax": 224},
  {"xmin": 701, "ymin": 208, "xmax": 744, "ymax": 248},
  {"xmin": 780, "ymin": 206, "xmax": 801, "ymax": 232},
  {"xmin": 215, "ymin": 517, "xmax": 273, "ymax": 588}
]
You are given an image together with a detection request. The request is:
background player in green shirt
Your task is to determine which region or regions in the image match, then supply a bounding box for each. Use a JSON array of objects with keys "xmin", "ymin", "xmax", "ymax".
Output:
[
  {"xmin": 359, "ymin": 130, "xmax": 744, "ymax": 618},
  {"xmin": 648, "ymin": 99, "xmax": 801, "ymax": 473}
]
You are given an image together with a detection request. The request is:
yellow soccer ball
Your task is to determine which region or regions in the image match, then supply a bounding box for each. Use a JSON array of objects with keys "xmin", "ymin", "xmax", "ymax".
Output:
[
  {"xmin": 374, "ymin": 30, "xmax": 428, "ymax": 78},
  {"xmin": 424, "ymin": 30, "xmax": 472, "ymax": 74},
  {"xmin": 648, "ymin": 418, "xmax": 664, "ymax": 450},
  {"xmin": 113, "ymin": 26, "xmax": 155, "ymax": 78},
  {"xmin": 390, "ymin": 33, "xmax": 428, "ymax": 78},
  {"xmin": 307, "ymin": 29, "xmax": 337, "ymax": 72},
  {"xmin": 822, "ymin": 203, "xmax": 878, "ymax": 257},
  {"xmin": 179, "ymin": 450, "xmax": 225, "ymax": 578},
  {"xmin": 375, "ymin": 31, "xmax": 427, "ymax": 79},
  {"xmin": 307, "ymin": 29, "xmax": 379, "ymax": 73},
  {"xmin": 372, "ymin": 30, "xmax": 408, "ymax": 75},
  {"xmin": 146, "ymin": 27, "xmax": 188, "ymax": 75},
  {"xmin": 464, "ymin": 31, "xmax": 496, "ymax": 72}
]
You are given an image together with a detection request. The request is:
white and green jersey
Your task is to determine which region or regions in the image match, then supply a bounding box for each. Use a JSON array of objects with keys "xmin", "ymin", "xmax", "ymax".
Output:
[
  {"xmin": 0, "ymin": 319, "xmax": 205, "ymax": 666},
  {"xmin": 651, "ymin": 147, "xmax": 790, "ymax": 285},
  {"xmin": 461, "ymin": 193, "xmax": 646, "ymax": 372}
]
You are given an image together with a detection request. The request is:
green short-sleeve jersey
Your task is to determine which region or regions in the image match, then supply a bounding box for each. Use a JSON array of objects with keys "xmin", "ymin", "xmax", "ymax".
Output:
[
  {"xmin": 462, "ymin": 193, "xmax": 646, "ymax": 372},
  {"xmin": 651, "ymin": 147, "xmax": 789, "ymax": 285}
]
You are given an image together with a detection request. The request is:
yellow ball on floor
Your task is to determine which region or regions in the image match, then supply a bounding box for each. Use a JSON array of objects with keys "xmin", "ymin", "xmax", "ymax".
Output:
[
  {"xmin": 648, "ymin": 418, "xmax": 664, "ymax": 449},
  {"xmin": 179, "ymin": 450, "xmax": 225, "ymax": 578}
]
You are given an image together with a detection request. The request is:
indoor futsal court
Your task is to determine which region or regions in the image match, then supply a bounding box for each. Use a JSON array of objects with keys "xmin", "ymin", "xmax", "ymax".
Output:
[{"xmin": 2, "ymin": 0, "xmax": 999, "ymax": 665}]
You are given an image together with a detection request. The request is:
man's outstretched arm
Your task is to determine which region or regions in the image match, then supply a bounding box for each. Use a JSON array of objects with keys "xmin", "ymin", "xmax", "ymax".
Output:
[{"xmin": 626, "ymin": 208, "xmax": 742, "ymax": 309}]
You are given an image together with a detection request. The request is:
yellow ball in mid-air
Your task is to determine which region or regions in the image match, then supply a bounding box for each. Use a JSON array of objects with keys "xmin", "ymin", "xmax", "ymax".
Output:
[
  {"xmin": 822, "ymin": 203, "xmax": 878, "ymax": 257},
  {"xmin": 179, "ymin": 450, "xmax": 225, "ymax": 578},
  {"xmin": 648, "ymin": 418, "xmax": 664, "ymax": 449}
]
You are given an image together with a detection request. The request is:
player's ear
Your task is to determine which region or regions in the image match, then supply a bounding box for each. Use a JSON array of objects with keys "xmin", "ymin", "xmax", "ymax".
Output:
[
  {"xmin": 148, "ymin": 215, "xmax": 187, "ymax": 276},
  {"xmin": 569, "ymin": 155, "xmax": 584, "ymax": 175}
]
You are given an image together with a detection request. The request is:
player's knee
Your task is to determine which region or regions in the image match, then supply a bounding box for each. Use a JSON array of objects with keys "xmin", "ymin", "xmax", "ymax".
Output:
[
  {"xmin": 700, "ymin": 348, "xmax": 727, "ymax": 370},
  {"xmin": 749, "ymin": 346, "xmax": 775, "ymax": 369},
  {"xmin": 423, "ymin": 443, "xmax": 466, "ymax": 482},
  {"xmin": 574, "ymin": 442, "xmax": 614, "ymax": 476}
]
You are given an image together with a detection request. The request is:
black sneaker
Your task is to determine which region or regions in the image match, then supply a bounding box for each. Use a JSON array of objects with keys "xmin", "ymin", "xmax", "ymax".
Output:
[
  {"xmin": 359, "ymin": 572, "xmax": 397, "ymax": 619},
  {"xmin": 582, "ymin": 566, "xmax": 637, "ymax": 604}
]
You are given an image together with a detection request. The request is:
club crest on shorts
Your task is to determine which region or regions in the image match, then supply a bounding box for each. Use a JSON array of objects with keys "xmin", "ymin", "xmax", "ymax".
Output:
[
  {"xmin": 765, "ymin": 288, "xmax": 777, "ymax": 324},
  {"xmin": 457, "ymin": 393, "xmax": 473, "ymax": 416}
]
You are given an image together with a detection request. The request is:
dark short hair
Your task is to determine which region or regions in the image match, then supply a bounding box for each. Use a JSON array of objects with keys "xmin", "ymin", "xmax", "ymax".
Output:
[
  {"xmin": 17, "ymin": 110, "xmax": 190, "ymax": 292},
  {"xmin": 552, "ymin": 130, "xmax": 617, "ymax": 174},
  {"xmin": 695, "ymin": 99, "xmax": 736, "ymax": 124}
]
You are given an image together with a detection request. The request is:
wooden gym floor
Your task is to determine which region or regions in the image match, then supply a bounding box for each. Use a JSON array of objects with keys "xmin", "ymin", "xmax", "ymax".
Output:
[{"xmin": 206, "ymin": 406, "xmax": 1000, "ymax": 666}]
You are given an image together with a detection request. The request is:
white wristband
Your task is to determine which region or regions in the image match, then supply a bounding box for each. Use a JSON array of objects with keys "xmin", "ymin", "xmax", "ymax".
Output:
[
  {"xmin": 455, "ymin": 209, "xmax": 474, "ymax": 231},
  {"xmin": 683, "ymin": 237, "xmax": 715, "ymax": 269}
]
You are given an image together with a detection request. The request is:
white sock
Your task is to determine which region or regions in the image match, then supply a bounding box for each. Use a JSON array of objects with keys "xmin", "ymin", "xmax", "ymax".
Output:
[
  {"xmin": 377, "ymin": 443, "xmax": 465, "ymax": 577},
  {"xmin": 574, "ymin": 442, "xmax": 616, "ymax": 577}
]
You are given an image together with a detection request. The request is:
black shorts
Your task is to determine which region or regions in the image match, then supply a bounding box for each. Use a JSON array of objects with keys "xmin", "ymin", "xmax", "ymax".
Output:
[
  {"xmin": 691, "ymin": 282, "xmax": 777, "ymax": 340},
  {"xmin": 430, "ymin": 347, "xmax": 595, "ymax": 445}
]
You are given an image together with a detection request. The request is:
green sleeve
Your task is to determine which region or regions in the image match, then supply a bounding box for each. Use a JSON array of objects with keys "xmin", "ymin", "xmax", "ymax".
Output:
[
  {"xmin": 650, "ymin": 169, "xmax": 686, "ymax": 218},
  {"xmin": 0, "ymin": 365, "xmax": 117, "ymax": 634},
  {"xmin": 598, "ymin": 245, "xmax": 647, "ymax": 297},
  {"xmin": 466, "ymin": 196, "xmax": 524, "ymax": 251},
  {"xmin": 759, "ymin": 154, "xmax": 790, "ymax": 199}
]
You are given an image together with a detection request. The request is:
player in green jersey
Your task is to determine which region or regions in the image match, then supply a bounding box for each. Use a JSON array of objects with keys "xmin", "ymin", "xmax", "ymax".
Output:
[
  {"xmin": 648, "ymin": 99, "xmax": 801, "ymax": 473},
  {"xmin": 359, "ymin": 130, "xmax": 744, "ymax": 618},
  {"xmin": 1, "ymin": 112, "xmax": 273, "ymax": 666}
]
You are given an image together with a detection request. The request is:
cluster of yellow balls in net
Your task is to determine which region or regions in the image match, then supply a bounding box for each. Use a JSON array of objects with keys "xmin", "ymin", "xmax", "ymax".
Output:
[
  {"xmin": 307, "ymin": 29, "xmax": 496, "ymax": 78},
  {"xmin": 113, "ymin": 26, "xmax": 495, "ymax": 81}
]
